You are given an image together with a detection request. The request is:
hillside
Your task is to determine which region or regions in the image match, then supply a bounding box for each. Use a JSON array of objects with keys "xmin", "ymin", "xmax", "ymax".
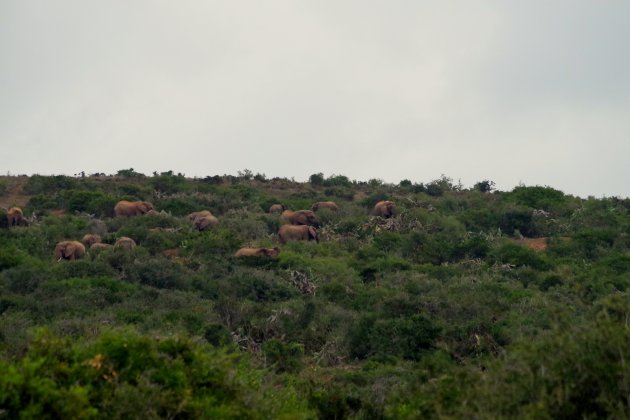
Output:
[{"xmin": 1, "ymin": 171, "xmax": 630, "ymax": 418}]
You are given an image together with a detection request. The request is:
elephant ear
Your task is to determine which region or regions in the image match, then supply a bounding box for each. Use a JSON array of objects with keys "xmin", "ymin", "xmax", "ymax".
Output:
[{"xmin": 63, "ymin": 243, "xmax": 76, "ymax": 258}]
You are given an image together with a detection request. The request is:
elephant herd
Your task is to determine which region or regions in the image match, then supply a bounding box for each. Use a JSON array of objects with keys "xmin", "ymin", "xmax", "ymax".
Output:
[{"xmin": 5, "ymin": 199, "xmax": 396, "ymax": 262}]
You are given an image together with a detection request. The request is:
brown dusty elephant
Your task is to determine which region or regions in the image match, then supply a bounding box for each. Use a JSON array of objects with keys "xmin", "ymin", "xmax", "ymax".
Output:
[
  {"xmin": 280, "ymin": 210, "xmax": 320, "ymax": 227},
  {"xmin": 269, "ymin": 204, "xmax": 286, "ymax": 214},
  {"xmin": 311, "ymin": 201, "xmax": 339, "ymax": 212},
  {"xmin": 82, "ymin": 234, "xmax": 102, "ymax": 248},
  {"xmin": 54, "ymin": 240, "xmax": 86, "ymax": 261},
  {"xmin": 234, "ymin": 247, "xmax": 280, "ymax": 257},
  {"xmin": 114, "ymin": 236, "xmax": 137, "ymax": 250},
  {"xmin": 90, "ymin": 243, "xmax": 113, "ymax": 251},
  {"xmin": 7, "ymin": 207, "xmax": 26, "ymax": 227},
  {"xmin": 193, "ymin": 215, "xmax": 219, "ymax": 231},
  {"xmin": 114, "ymin": 200, "xmax": 154, "ymax": 217},
  {"xmin": 278, "ymin": 225, "xmax": 318, "ymax": 244},
  {"xmin": 373, "ymin": 200, "xmax": 396, "ymax": 218},
  {"xmin": 188, "ymin": 210, "xmax": 214, "ymax": 222}
]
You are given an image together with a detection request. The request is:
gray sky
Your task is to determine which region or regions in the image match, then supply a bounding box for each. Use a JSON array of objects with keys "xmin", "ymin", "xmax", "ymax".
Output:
[{"xmin": 2, "ymin": 1, "xmax": 629, "ymax": 197}]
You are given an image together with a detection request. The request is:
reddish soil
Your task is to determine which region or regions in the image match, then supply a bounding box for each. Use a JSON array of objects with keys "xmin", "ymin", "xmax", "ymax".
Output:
[{"xmin": 510, "ymin": 237, "xmax": 548, "ymax": 252}]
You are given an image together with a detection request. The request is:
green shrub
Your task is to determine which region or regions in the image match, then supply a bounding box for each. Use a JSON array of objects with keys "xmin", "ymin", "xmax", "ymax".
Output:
[
  {"xmin": 125, "ymin": 258, "xmax": 190, "ymax": 289},
  {"xmin": 23, "ymin": 175, "xmax": 79, "ymax": 194},
  {"xmin": 487, "ymin": 243, "xmax": 551, "ymax": 270},
  {"xmin": 507, "ymin": 185, "xmax": 568, "ymax": 211},
  {"xmin": 263, "ymin": 339, "xmax": 304, "ymax": 372},
  {"xmin": 348, "ymin": 314, "xmax": 440, "ymax": 361}
]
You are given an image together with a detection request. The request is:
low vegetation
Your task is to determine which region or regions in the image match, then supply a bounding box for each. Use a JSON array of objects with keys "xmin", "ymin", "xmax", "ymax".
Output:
[{"xmin": 1, "ymin": 171, "xmax": 630, "ymax": 418}]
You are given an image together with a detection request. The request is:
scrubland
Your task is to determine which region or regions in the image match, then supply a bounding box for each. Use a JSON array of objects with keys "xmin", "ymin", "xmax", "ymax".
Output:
[{"xmin": 1, "ymin": 171, "xmax": 630, "ymax": 419}]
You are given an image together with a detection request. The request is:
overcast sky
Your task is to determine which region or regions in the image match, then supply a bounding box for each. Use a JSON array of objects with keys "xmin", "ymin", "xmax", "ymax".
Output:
[{"xmin": 1, "ymin": 1, "xmax": 629, "ymax": 197}]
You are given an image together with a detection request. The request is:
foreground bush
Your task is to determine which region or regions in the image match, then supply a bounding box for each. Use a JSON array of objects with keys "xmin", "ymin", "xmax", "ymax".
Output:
[{"xmin": 0, "ymin": 329, "xmax": 312, "ymax": 419}]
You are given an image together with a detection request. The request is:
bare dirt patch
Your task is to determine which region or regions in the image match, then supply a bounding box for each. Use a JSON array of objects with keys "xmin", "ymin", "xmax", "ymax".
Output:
[{"xmin": 510, "ymin": 237, "xmax": 548, "ymax": 252}]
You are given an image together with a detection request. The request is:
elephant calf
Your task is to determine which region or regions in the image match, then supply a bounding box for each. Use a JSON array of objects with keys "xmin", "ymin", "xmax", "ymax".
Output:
[
  {"xmin": 90, "ymin": 243, "xmax": 113, "ymax": 251},
  {"xmin": 278, "ymin": 225, "xmax": 318, "ymax": 244},
  {"xmin": 114, "ymin": 237, "xmax": 137, "ymax": 250},
  {"xmin": 234, "ymin": 247, "xmax": 280, "ymax": 257},
  {"xmin": 54, "ymin": 241, "xmax": 86, "ymax": 261},
  {"xmin": 269, "ymin": 204, "xmax": 286, "ymax": 214},
  {"xmin": 82, "ymin": 234, "xmax": 102, "ymax": 248}
]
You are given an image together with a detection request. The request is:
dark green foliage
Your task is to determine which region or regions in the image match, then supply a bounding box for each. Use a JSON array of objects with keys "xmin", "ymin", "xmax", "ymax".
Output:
[
  {"xmin": 125, "ymin": 258, "xmax": 190, "ymax": 289},
  {"xmin": 263, "ymin": 339, "xmax": 304, "ymax": 372},
  {"xmin": 116, "ymin": 168, "xmax": 145, "ymax": 178},
  {"xmin": 23, "ymin": 175, "xmax": 79, "ymax": 194},
  {"xmin": 473, "ymin": 179, "xmax": 495, "ymax": 193},
  {"xmin": 507, "ymin": 185, "xmax": 568, "ymax": 210},
  {"xmin": 309, "ymin": 172, "xmax": 325, "ymax": 185},
  {"xmin": 349, "ymin": 314, "xmax": 440, "ymax": 361},
  {"xmin": 487, "ymin": 242, "xmax": 551, "ymax": 270},
  {"xmin": 150, "ymin": 173, "xmax": 189, "ymax": 194},
  {"xmin": 499, "ymin": 207, "xmax": 537, "ymax": 237},
  {"xmin": 0, "ymin": 329, "xmax": 311, "ymax": 419}
]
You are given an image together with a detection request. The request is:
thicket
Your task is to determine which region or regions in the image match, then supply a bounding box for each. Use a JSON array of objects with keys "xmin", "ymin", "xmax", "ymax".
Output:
[{"xmin": 1, "ymin": 172, "xmax": 630, "ymax": 418}]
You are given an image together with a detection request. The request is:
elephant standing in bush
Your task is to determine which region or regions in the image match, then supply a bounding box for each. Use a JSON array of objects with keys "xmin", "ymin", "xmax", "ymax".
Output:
[
  {"xmin": 278, "ymin": 225, "xmax": 318, "ymax": 244},
  {"xmin": 373, "ymin": 200, "xmax": 396, "ymax": 218},
  {"xmin": 82, "ymin": 234, "xmax": 102, "ymax": 248},
  {"xmin": 54, "ymin": 241, "xmax": 86, "ymax": 261},
  {"xmin": 280, "ymin": 210, "xmax": 320, "ymax": 227},
  {"xmin": 7, "ymin": 207, "xmax": 27, "ymax": 227},
  {"xmin": 115, "ymin": 237, "xmax": 137, "ymax": 250},
  {"xmin": 189, "ymin": 210, "xmax": 219, "ymax": 231},
  {"xmin": 114, "ymin": 200, "xmax": 154, "ymax": 217},
  {"xmin": 311, "ymin": 201, "xmax": 339, "ymax": 212}
]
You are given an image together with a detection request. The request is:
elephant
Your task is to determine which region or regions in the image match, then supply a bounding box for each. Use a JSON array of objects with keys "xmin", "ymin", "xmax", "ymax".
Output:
[
  {"xmin": 269, "ymin": 204, "xmax": 286, "ymax": 214},
  {"xmin": 280, "ymin": 210, "xmax": 320, "ymax": 227},
  {"xmin": 54, "ymin": 240, "xmax": 86, "ymax": 261},
  {"xmin": 373, "ymin": 200, "xmax": 396, "ymax": 218},
  {"xmin": 114, "ymin": 236, "xmax": 137, "ymax": 250},
  {"xmin": 188, "ymin": 210, "xmax": 214, "ymax": 222},
  {"xmin": 278, "ymin": 225, "xmax": 318, "ymax": 244},
  {"xmin": 114, "ymin": 200, "xmax": 154, "ymax": 217},
  {"xmin": 311, "ymin": 201, "xmax": 339, "ymax": 212},
  {"xmin": 188, "ymin": 210, "xmax": 219, "ymax": 231},
  {"xmin": 234, "ymin": 247, "xmax": 280, "ymax": 257},
  {"xmin": 82, "ymin": 234, "xmax": 102, "ymax": 248},
  {"xmin": 90, "ymin": 243, "xmax": 113, "ymax": 251},
  {"xmin": 7, "ymin": 207, "xmax": 26, "ymax": 227}
]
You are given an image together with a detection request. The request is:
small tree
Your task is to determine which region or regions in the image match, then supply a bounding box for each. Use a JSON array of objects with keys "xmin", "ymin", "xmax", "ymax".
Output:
[
  {"xmin": 474, "ymin": 180, "xmax": 495, "ymax": 193},
  {"xmin": 309, "ymin": 173, "xmax": 325, "ymax": 186}
]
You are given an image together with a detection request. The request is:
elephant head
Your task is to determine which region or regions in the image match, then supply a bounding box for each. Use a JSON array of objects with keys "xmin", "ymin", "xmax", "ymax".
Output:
[
  {"xmin": 54, "ymin": 240, "xmax": 86, "ymax": 261},
  {"xmin": 269, "ymin": 204, "xmax": 286, "ymax": 214}
]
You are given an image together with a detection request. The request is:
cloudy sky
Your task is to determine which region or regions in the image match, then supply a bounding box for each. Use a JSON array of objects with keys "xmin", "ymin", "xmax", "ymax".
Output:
[{"xmin": 2, "ymin": 1, "xmax": 629, "ymax": 197}]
